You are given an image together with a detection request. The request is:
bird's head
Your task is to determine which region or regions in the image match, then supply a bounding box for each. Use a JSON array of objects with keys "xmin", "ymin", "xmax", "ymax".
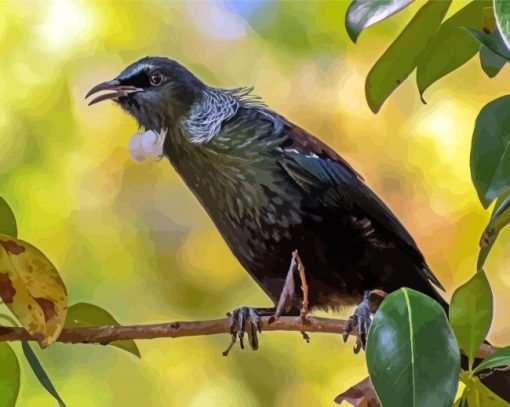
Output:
[{"xmin": 86, "ymin": 56, "xmax": 205, "ymax": 130}]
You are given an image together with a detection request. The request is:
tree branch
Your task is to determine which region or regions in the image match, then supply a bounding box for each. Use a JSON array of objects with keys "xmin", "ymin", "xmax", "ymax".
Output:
[
  {"xmin": 0, "ymin": 315, "xmax": 504, "ymax": 406},
  {"xmin": 0, "ymin": 316, "xmax": 346, "ymax": 344},
  {"xmin": 0, "ymin": 315, "xmax": 497, "ymax": 361}
]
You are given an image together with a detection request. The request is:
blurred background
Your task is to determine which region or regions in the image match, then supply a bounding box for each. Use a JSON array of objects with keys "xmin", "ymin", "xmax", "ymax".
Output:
[{"xmin": 0, "ymin": 0, "xmax": 508, "ymax": 405}]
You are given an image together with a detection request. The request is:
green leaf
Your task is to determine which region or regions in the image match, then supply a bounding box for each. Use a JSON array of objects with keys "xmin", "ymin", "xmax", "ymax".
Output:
[
  {"xmin": 0, "ymin": 343, "xmax": 20, "ymax": 407},
  {"xmin": 467, "ymin": 28, "xmax": 510, "ymax": 60},
  {"xmin": 366, "ymin": 288, "xmax": 460, "ymax": 407},
  {"xmin": 464, "ymin": 376, "xmax": 509, "ymax": 406},
  {"xmin": 22, "ymin": 342, "xmax": 66, "ymax": 407},
  {"xmin": 345, "ymin": 0, "xmax": 415, "ymax": 43},
  {"xmin": 494, "ymin": 0, "xmax": 510, "ymax": 52},
  {"xmin": 417, "ymin": 0, "xmax": 491, "ymax": 99},
  {"xmin": 480, "ymin": 45, "xmax": 507, "ymax": 77},
  {"xmin": 0, "ymin": 234, "xmax": 68, "ymax": 348},
  {"xmin": 65, "ymin": 303, "xmax": 140, "ymax": 358},
  {"xmin": 365, "ymin": 0, "xmax": 451, "ymax": 113},
  {"xmin": 470, "ymin": 95, "xmax": 510, "ymax": 208},
  {"xmin": 477, "ymin": 191, "xmax": 510, "ymax": 269},
  {"xmin": 0, "ymin": 198, "xmax": 17, "ymax": 238},
  {"xmin": 482, "ymin": 6, "xmax": 497, "ymax": 34},
  {"xmin": 449, "ymin": 271, "xmax": 493, "ymax": 370},
  {"xmin": 473, "ymin": 346, "xmax": 510, "ymax": 374}
]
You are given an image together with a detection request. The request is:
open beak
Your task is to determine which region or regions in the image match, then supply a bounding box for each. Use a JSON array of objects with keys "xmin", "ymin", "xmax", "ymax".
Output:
[{"xmin": 85, "ymin": 79, "xmax": 143, "ymax": 106}]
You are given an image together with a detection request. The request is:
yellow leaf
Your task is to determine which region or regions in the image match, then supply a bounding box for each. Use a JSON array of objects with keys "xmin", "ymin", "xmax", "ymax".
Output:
[{"xmin": 0, "ymin": 234, "xmax": 67, "ymax": 347}]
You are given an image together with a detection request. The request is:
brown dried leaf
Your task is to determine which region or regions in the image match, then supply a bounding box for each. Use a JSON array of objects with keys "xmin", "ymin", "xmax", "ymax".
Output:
[
  {"xmin": 0, "ymin": 234, "xmax": 67, "ymax": 347},
  {"xmin": 335, "ymin": 377, "xmax": 381, "ymax": 406}
]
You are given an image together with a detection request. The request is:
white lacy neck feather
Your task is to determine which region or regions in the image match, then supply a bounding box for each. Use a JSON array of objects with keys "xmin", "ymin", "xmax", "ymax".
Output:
[{"xmin": 183, "ymin": 87, "xmax": 267, "ymax": 144}]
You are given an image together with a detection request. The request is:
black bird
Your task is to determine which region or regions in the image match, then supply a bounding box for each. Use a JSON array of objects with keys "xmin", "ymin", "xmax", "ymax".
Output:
[{"xmin": 86, "ymin": 56, "xmax": 448, "ymax": 348}]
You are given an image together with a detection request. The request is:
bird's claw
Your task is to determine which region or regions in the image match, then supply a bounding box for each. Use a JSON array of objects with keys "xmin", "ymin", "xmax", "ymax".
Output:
[
  {"xmin": 224, "ymin": 307, "xmax": 262, "ymax": 356},
  {"xmin": 342, "ymin": 291, "xmax": 372, "ymax": 354}
]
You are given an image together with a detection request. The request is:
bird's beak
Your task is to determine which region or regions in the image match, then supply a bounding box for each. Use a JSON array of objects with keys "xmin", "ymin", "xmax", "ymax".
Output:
[{"xmin": 85, "ymin": 79, "xmax": 143, "ymax": 106}]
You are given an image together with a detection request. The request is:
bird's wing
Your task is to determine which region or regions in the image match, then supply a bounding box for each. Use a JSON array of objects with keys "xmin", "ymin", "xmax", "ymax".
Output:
[{"xmin": 277, "ymin": 122, "xmax": 444, "ymax": 290}]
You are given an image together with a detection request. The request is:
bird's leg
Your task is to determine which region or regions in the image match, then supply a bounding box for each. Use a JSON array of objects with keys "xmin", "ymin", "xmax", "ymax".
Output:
[
  {"xmin": 272, "ymin": 250, "xmax": 309, "ymax": 322},
  {"xmin": 343, "ymin": 289, "xmax": 387, "ymax": 354},
  {"xmin": 295, "ymin": 250, "xmax": 310, "ymax": 324},
  {"xmin": 272, "ymin": 252, "xmax": 297, "ymax": 321},
  {"xmin": 270, "ymin": 250, "xmax": 310, "ymax": 342}
]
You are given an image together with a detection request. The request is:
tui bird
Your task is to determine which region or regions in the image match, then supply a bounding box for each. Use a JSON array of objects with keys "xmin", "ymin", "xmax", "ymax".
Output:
[{"xmin": 86, "ymin": 56, "xmax": 448, "ymax": 350}]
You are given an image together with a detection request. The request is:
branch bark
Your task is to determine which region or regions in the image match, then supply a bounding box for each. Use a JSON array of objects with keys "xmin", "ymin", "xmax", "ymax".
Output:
[{"xmin": 0, "ymin": 315, "xmax": 497, "ymax": 361}]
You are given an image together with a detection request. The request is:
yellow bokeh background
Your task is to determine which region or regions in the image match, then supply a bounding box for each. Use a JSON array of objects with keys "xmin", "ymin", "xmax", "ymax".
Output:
[{"xmin": 0, "ymin": 0, "xmax": 509, "ymax": 405}]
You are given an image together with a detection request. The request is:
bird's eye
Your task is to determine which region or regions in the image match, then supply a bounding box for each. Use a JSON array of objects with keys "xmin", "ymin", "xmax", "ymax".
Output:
[{"xmin": 149, "ymin": 71, "xmax": 163, "ymax": 87}]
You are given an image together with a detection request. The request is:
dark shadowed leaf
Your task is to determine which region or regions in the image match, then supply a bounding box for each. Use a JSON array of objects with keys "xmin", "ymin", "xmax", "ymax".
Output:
[
  {"xmin": 416, "ymin": 0, "xmax": 490, "ymax": 98},
  {"xmin": 449, "ymin": 271, "xmax": 492, "ymax": 370},
  {"xmin": 345, "ymin": 0, "xmax": 414, "ymax": 43},
  {"xmin": 470, "ymin": 95, "xmax": 510, "ymax": 208},
  {"xmin": 366, "ymin": 288, "xmax": 459, "ymax": 407},
  {"xmin": 365, "ymin": 0, "xmax": 451, "ymax": 113},
  {"xmin": 0, "ymin": 198, "xmax": 17, "ymax": 238},
  {"xmin": 480, "ymin": 46, "xmax": 507, "ymax": 78},
  {"xmin": 0, "ymin": 343, "xmax": 20, "ymax": 407},
  {"xmin": 22, "ymin": 342, "xmax": 66, "ymax": 407},
  {"xmin": 467, "ymin": 29, "xmax": 510, "ymax": 60},
  {"xmin": 334, "ymin": 376, "xmax": 381, "ymax": 406},
  {"xmin": 0, "ymin": 234, "xmax": 68, "ymax": 348},
  {"xmin": 477, "ymin": 192, "xmax": 510, "ymax": 269},
  {"xmin": 65, "ymin": 303, "xmax": 140, "ymax": 358},
  {"xmin": 473, "ymin": 346, "xmax": 510, "ymax": 375},
  {"xmin": 494, "ymin": 0, "xmax": 510, "ymax": 52}
]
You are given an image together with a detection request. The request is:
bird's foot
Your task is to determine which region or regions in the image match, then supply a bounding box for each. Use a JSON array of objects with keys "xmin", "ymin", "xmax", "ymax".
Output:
[
  {"xmin": 342, "ymin": 290, "xmax": 387, "ymax": 354},
  {"xmin": 223, "ymin": 307, "xmax": 274, "ymax": 356}
]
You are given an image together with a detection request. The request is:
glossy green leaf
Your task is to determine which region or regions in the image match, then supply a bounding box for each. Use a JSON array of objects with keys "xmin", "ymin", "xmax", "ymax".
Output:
[
  {"xmin": 449, "ymin": 271, "xmax": 493, "ymax": 370},
  {"xmin": 22, "ymin": 342, "xmax": 66, "ymax": 407},
  {"xmin": 494, "ymin": 0, "xmax": 510, "ymax": 52},
  {"xmin": 480, "ymin": 45, "xmax": 507, "ymax": 77},
  {"xmin": 366, "ymin": 288, "xmax": 459, "ymax": 407},
  {"xmin": 0, "ymin": 342, "xmax": 20, "ymax": 407},
  {"xmin": 345, "ymin": 0, "xmax": 414, "ymax": 43},
  {"xmin": 470, "ymin": 95, "xmax": 510, "ymax": 208},
  {"xmin": 473, "ymin": 346, "xmax": 510, "ymax": 374},
  {"xmin": 477, "ymin": 192, "xmax": 510, "ymax": 269},
  {"xmin": 467, "ymin": 28, "xmax": 510, "ymax": 60},
  {"xmin": 417, "ymin": 0, "xmax": 490, "ymax": 98},
  {"xmin": 65, "ymin": 303, "xmax": 140, "ymax": 358},
  {"xmin": 0, "ymin": 198, "xmax": 17, "ymax": 238},
  {"xmin": 365, "ymin": 0, "xmax": 451, "ymax": 113}
]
